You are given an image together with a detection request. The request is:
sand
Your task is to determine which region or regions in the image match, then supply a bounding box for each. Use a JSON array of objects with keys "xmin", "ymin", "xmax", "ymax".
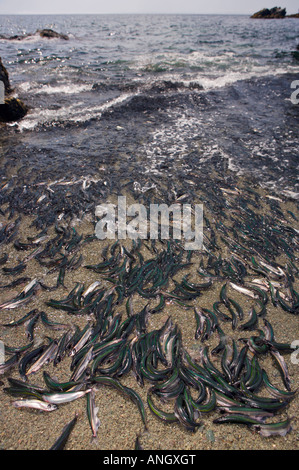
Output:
[{"xmin": 0, "ymin": 183, "xmax": 298, "ymax": 451}]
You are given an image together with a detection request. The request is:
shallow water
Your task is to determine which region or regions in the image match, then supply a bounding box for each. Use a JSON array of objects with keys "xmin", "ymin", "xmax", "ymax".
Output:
[{"xmin": 1, "ymin": 15, "xmax": 299, "ymax": 208}]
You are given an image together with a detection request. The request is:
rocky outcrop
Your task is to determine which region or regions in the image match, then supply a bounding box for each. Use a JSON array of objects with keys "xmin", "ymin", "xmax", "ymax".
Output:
[
  {"xmin": 37, "ymin": 29, "xmax": 69, "ymax": 40},
  {"xmin": 0, "ymin": 57, "xmax": 28, "ymax": 123},
  {"xmin": 292, "ymin": 42, "xmax": 299, "ymax": 61},
  {"xmin": 0, "ymin": 97, "xmax": 28, "ymax": 122},
  {"xmin": 251, "ymin": 7, "xmax": 286, "ymax": 18},
  {"xmin": 0, "ymin": 57, "xmax": 12, "ymax": 94},
  {"xmin": 0, "ymin": 29, "xmax": 69, "ymax": 41},
  {"xmin": 251, "ymin": 7, "xmax": 299, "ymax": 18},
  {"xmin": 0, "ymin": 33, "xmax": 27, "ymax": 40}
]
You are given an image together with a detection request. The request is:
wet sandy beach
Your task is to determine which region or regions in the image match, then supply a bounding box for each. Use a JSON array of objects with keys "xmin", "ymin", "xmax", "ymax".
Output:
[{"xmin": 0, "ymin": 176, "xmax": 298, "ymax": 451}]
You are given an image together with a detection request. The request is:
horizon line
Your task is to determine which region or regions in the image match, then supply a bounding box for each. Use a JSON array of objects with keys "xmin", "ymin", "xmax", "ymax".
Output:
[{"xmin": 0, "ymin": 12, "xmax": 255, "ymax": 16}]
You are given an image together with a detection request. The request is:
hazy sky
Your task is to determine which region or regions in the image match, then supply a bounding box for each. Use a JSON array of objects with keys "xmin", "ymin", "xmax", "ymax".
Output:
[{"xmin": 0, "ymin": 0, "xmax": 298, "ymax": 15}]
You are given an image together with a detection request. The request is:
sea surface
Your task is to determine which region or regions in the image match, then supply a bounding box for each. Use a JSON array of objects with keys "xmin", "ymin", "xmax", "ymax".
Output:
[{"xmin": 0, "ymin": 14, "xmax": 299, "ymax": 222}]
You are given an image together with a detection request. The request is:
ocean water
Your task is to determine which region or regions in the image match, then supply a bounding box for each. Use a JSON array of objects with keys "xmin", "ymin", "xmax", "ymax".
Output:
[{"xmin": 0, "ymin": 14, "xmax": 299, "ymax": 222}]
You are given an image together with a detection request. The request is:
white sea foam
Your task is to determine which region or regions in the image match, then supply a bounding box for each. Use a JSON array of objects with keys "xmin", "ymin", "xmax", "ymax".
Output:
[
  {"xmin": 147, "ymin": 63, "xmax": 299, "ymax": 92},
  {"xmin": 10, "ymin": 92, "xmax": 137, "ymax": 132},
  {"xmin": 18, "ymin": 81, "xmax": 93, "ymax": 95},
  {"xmin": 131, "ymin": 49, "xmax": 299, "ymax": 91},
  {"xmin": 199, "ymin": 65, "xmax": 299, "ymax": 90},
  {"xmin": 34, "ymin": 83, "xmax": 94, "ymax": 95},
  {"xmin": 141, "ymin": 112, "xmax": 204, "ymax": 175}
]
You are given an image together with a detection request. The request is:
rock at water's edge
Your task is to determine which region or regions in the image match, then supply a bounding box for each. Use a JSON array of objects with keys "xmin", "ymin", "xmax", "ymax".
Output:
[
  {"xmin": 0, "ymin": 97, "xmax": 29, "ymax": 122},
  {"xmin": 251, "ymin": 7, "xmax": 286, "ymax": 18},
  {"xmin": 0, "ymin": 57, "xmax": 29, "ymax": 122},
  {"xmin": 0, "ymin": 57, "xmax": 12, "ymax": 94},
  {"xmin": 37, "ymin": 29, "xmax": 69, "ymax": 40},
  {"xmin": 0, "ymin": 29, "xmax": 69, "ymax": 41},
  {"xmin": 251, "ymin": 7, "xmax": 299, "ymax": 18}
]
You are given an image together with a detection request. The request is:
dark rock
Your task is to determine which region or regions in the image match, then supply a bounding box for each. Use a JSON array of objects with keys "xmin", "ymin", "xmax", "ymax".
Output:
[
  {"xmin": 0, "ymin": 57, "xmax": 28, "ymax": 122},
  {"xmin": 0, "ymin": 33, "xmax": 30, "ymax": 40},
  {"xmin": 37, "ymin": 29, "xmax": 69, "ymax": 40},
  {"xmin": 292, "ymin": 50, "xmax": 299, "ymax": 61},
  {"xmin": 0, "ymin": 57, "xmax": 12, "ymax": 94},
  {"xmin": 0, "ymin": 29, "xmax": 69, "ymax": 41},
  {"xmin": 251, "ymin": 7, "xmax": 286, "ymax": 18},
  {"xmin": 0, "ymin": 97, "xmax": 29, "ymax": 122}
]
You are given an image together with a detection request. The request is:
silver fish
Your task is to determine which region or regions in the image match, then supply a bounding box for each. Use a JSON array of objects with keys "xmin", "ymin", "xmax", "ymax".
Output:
[
  {"xmin": 71, "ymin": 346, "xmax": 93, "ymax": 382},
  {"xmin": 70, "ymin": 325, "xmax": 93, "ymax": 357},
  {"xmin": 87, "ymin": 388, "xmax": 101, "ymax": 438},
  {"xmin": 0, "ymin": 296, "xmax": 32, "ymax": 310},
  {"xmin": 258, "ymin": 259, "xmax": 285, "ymax": 277},
  {"xmin": 0, "ymin": 279, "xmax": 40, "ymax": 310},
  {"xmin": 252, "ymin": 418, "xmax": 293, "ymax": 437},
  {"xmin": 194, "ymin": 307, "xmax": 207, "ymax": 340},
  {"xmin": 230, "ymin": 282, "xmax": 257, "ymax": 299},
  {"xmin": 219, "ymin": 406, "xmax": 274, "ymax": 422},
  {"xmin": 42, "ymin": 389, "xmax": 91, "ymax": 405},
  {"xmin": 21, "ymin": 279, "xmax": 40, "ymax": 296},
  {"xmin": 82, "ymin": 281, "xmax": 101, "ymax": 299},
  {"xmin": 26, "ymin": 341, "xmax": 58, "ymax": 376},
  {"xmin": 165, "ymin": 333, "xmax": 177, "ymax": 367},
  {"xmin": 12, "ymin": 399, "xmax": 57, "ymax": 411},
  {"xmin": 159, "ymin": 316, "xmax": 174, "ymax": 352},
  {"xmin": 0, "ymin": 353, "xmax": 19, "ymax": 375},
  {"xmin": 23, "ymin": 246, "xmax": 44, "ymax": 262},
  {"xmin": 269, "ymin": 348, "xmax": 291, "ymax": 391}
]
